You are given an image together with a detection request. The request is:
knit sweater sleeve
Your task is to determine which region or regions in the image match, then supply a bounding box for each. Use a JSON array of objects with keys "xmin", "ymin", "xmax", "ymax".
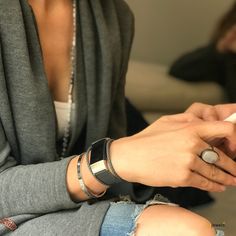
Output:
[
  {"xmin": 108, "ymin": 0, "xmax": 135, "ymax": 139},
  {"xmin": 0, "ymin": 44, "xmax": 80, "ymax": 218},
  {"xmin": 0, "ymin": 124, "xmax": 80, "ymax": 219}
]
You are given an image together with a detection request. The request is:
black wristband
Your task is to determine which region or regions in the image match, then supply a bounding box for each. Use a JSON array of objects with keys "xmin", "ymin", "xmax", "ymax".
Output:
[
  {"xmin": 105, "ymin": 139, "xmax": 124, "ymax": 182},
  {"xmin": 87, "ymin": 138, "xmax": 124, "ymax": 186}
]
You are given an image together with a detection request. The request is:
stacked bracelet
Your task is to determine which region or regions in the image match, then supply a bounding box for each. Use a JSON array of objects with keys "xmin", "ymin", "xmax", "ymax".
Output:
[
  {"xmin": 86, "ymin": 138, "xmax": 125, "ymax": 186},
  {"xmin": 77, "ymin": 153, "xmax": 106, "ymax": 199},
  {"xmin": 105, "ymin": 139, "xmax": 124, "ymax": 182}
]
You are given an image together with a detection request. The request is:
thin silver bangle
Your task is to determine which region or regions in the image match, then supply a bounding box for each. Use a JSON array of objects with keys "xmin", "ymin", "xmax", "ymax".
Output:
[{"xmin": 77, "ymin": 153, "xmax": 106, "ymax": 199}]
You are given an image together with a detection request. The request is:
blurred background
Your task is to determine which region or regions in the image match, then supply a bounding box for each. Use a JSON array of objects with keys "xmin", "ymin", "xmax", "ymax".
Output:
[
  {"xmin": 125, "ymin": 0, "xmax": 236, "ymax": 122},
  {"xmin": 126, "ymin": 0, "xmax": 234, "ymax": 65},
  {"xmin": 125, "ymin": 1, "xmax": 236, "ymax": 235}
]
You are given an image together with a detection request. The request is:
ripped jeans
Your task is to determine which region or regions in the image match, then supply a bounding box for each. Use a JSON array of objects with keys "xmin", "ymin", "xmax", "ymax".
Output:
[{"xmin": 100, "ymin": 195, "xmax": 224, "ymax": 236}]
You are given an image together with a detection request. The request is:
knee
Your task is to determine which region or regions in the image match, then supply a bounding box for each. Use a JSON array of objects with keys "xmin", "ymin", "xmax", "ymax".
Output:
[{"xmin": 135, "ymin": 205, "xmax": 215, "ymax": 236}]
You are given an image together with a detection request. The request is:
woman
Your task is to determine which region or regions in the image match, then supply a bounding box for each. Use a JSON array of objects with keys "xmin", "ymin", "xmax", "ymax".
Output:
[
  {"xmin": 169, "ymin": 2, "xmax": 236, "ymax": 102},
  {"xmin": 0, "ymin": 0, "xmax": 235, "ymax": 235}
]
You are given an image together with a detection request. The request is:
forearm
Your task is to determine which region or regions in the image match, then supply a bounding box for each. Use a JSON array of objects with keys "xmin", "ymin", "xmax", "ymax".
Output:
[
  {"xmin": 0, "ymin": 157, "xmax": 79, "ymax": 219},
  {"xmin": 0, "ymin": 149, "xmax": 110, "ymax": 219},
  {"xmin": 66, "ymin": 138, "xmax": 136, "ymax": 202}
]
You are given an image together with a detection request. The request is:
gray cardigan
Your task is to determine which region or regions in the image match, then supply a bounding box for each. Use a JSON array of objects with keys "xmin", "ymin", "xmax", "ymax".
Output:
[{"xmin": 0, "ymin": 0, "xmax": 135, "ymax": 235}]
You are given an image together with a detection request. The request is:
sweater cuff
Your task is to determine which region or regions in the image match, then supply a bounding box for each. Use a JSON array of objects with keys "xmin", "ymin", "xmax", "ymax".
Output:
[
  {"xmin": 51, "ymin": 156, "xmax": 82, "ymax": 209},
  {"xmin": 0, "ymin": 156, "xmax": 81, "ymax": 218}
]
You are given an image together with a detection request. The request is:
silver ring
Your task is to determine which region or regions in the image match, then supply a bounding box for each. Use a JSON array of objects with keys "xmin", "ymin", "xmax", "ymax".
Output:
[{"xmin": 200, "ymin": 146, "xmax": 219, "ymax": 164}]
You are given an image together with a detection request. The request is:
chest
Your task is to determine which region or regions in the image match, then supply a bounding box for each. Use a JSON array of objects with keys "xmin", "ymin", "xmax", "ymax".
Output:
[{"xmin": 30, "ymin": 3, "xmax": 74, "ymax": 102}]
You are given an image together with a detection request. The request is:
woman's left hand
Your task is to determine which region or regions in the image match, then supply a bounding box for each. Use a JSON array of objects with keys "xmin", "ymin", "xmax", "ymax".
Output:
[{"xmin": 185, "ymin": 102, "xmax": 236, "ymax": 158}]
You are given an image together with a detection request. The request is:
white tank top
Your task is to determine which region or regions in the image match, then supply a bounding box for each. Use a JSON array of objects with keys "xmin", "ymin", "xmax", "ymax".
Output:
[{"xmin": 54, "ymin": 101, "xmax": 76, "ymax": 140}]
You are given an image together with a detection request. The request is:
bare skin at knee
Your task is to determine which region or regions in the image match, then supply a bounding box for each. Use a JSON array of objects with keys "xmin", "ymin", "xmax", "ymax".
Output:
[{"xmin": 134, "ymin": 205, "xmax": 215, "ymax": 236}]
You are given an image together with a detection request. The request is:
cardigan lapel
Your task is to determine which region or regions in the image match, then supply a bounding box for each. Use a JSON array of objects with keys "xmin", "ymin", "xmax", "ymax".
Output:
[
  {"xmin": 0, "ymin": 0, "xmax": 58, "ymax": 163},
  {"xmin": 78, "ymin": 0, "xmax": 122, "ymax": 148},
  {"xmin": 0, "ymin": 0, "xmax": 123, "ymax": 160},
  {"xmin": 19, "ymin": 0, "xmax": 89, "ymax": 159}
]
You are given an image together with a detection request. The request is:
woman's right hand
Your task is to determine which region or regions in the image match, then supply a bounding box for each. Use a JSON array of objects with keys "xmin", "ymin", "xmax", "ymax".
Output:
[{"xmin": 110, "ymin": 113, "xmax": 236, "ymax": 192}]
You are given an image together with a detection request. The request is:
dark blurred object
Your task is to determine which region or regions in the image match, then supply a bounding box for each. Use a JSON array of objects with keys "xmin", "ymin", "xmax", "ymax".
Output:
[
  {"xmin": 126, "ymin": 98, "xmax": 214, "ymax": 208},
  {"xmin": 169, "ymin": 43, "xmax": 236, "ymax": 102},
  {"xmin": 126, "ymin": 99, "xmax": 148, "ymax": 135}
]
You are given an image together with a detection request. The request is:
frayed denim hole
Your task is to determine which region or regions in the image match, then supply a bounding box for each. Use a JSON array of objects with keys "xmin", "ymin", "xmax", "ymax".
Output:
[
  {"xmin": 127, "ymin": 205, "xmax": 144, "ymax": 236},
  {"xmin": 127, "ymin": 194, "xmax": 179, "ymax": 236}
]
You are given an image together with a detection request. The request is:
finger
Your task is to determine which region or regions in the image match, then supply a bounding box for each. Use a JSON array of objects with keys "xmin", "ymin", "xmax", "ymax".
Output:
[
  {"xmin": 217, "ymin": 139, "xmax": 236, "ymax": 159},
  {"xmin": 202, "ymin": 106, "xmax": 219, "ymax": 121},
  {"xmin": 192, "ymin": 156, "xmax": 236, "ymax": 186},
  {"xmin": 185, "ymin": 103, "xmax": 218, "ymax": 121},
  {"xmin": 214, "ymin": 103, "xmax": 236, "ymax": 120},
  {"xmin": 195, "ymin": 121, "xmax": 236, "ymax": 141},
  {"xmin": 189, "ymin": 139, "xmax": 236, "ymax": 185},
  {"xmin": 188, "ymin": 171, "xmax": 226, "ymax": 192},
  {"xmin": 160, "ymin": 113, "xmax": 201, "ymax": 123},
  {"xmin": 212, "ymin": 147, "xmax": 236, "ymax": 177}
]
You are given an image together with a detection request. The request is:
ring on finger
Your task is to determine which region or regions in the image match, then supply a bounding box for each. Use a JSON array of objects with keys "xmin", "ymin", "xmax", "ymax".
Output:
[{"xmin": 200, "ymin": 146, "xmax": 220, "ymax": 164}]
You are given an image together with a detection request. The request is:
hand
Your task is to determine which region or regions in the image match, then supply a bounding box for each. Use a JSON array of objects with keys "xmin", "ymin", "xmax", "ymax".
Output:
[
  {"xmin": 217, "ymin": 25, "xmax": 236, "ymax": 53},
  {"xmin": 185, "ymin": 102, "xmax": 236, "ymax": 157},
  {"xmin": 110, "ymin": 113, "xmax": 236, "ymax": 192}
]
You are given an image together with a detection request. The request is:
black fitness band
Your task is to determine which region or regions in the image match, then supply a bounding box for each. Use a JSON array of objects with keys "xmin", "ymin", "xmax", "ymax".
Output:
[{"xmin": 87, "ymin": 138, "xmax": 123, "ymax": 186}]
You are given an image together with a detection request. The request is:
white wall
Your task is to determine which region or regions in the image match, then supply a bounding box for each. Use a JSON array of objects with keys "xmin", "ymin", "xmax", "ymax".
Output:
[{"xmin": 126, "ymin": 0, "xmax": 235, "ymax": 65}]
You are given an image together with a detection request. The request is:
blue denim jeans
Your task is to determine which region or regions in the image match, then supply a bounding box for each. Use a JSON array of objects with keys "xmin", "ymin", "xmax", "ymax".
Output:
[{"xmin": 100, "ymin": 202, "xmax": 224, "ymax": 236}]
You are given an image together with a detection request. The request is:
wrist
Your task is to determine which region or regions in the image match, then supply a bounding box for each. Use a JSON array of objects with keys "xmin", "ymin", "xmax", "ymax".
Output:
[
  {"xmin": 66, "ymin": 156, "xmax": 86, "ymax": 201},
  {"xmin": 66, "ymin": 154, "xmax": 108, "ymax": 202},
  {"xmin": 81, "ymin": 152, "xmax": 109, "ymax": 195},
  {"xmin": 87, "ymin": 138, "xmax": 127, "ymax": 186},
  {"xmin": 109, "ymin": 137, "xmax": 135, "ymax": 183}
]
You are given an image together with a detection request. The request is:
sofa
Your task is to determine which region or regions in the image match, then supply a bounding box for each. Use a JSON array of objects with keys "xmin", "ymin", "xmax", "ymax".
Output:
[{"xmin": 125, "ymin": 60, "xmax": 228, "ymax": 124}]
